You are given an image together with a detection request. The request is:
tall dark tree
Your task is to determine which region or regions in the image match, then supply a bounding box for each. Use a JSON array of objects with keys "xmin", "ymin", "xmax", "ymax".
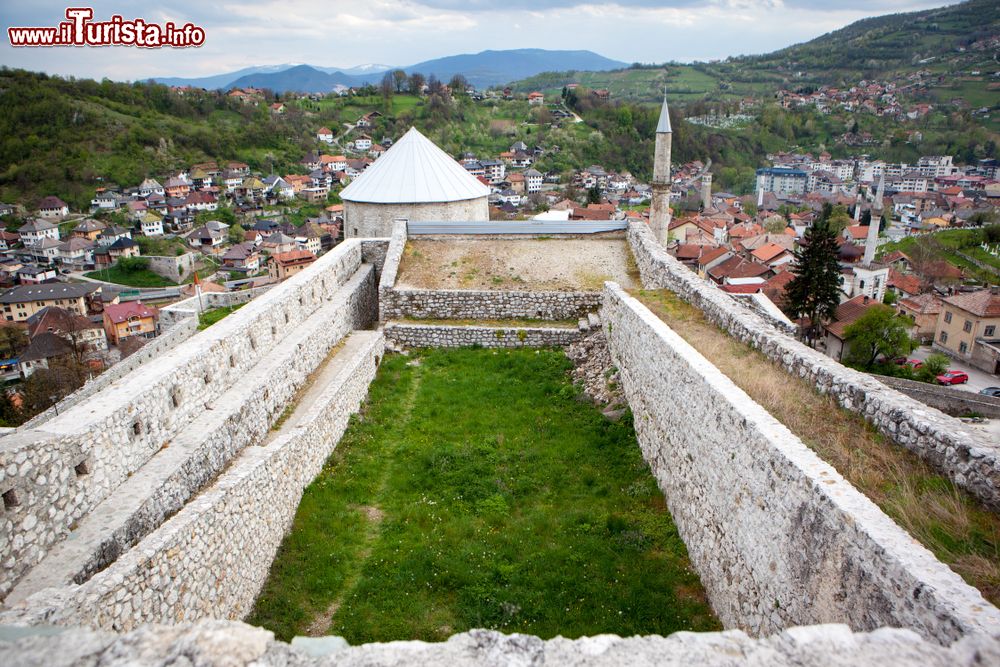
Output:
[
  {"xmin": 784, "ymin": 205, "xmax": 842, "ymax": 346},
  {"xmin": 407, "ymin": 72, "xmax": 426, "ymax": 95},
  {"xmin": 391, "ymin": 70, "xmax": 407, "ymax": 94}
]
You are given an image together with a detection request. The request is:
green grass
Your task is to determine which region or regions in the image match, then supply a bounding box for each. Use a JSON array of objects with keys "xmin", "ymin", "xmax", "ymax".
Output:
[
  {"xmin": 84, "ymin": 266, "xmax": 176, "ymax": 287},
  {"xmin": 197, "ymin": 303, "xmax": 244, "ymax": 330},
  {"xmin": 248, "ymin": 348, "xmax": 718, "ymax": 643},
  {"xmin": 877, "ymin": 228, "xmax": 1000, "ymax": 283}
]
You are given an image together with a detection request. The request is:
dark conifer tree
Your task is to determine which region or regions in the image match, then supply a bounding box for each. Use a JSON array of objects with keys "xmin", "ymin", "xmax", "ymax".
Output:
[{"xmin": 785, "ymin": 203, "xmax": 843, "ymax": 345}]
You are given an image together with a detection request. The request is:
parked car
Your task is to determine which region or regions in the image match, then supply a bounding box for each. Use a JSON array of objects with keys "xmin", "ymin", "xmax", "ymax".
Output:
[
  {"xmin": 937, "ymin": 370, "xmax": 969, "ymax": 385},
  {"xmin": 899, "ymin": 358, "xmax": 923, "ymax": 369},
  {"xmin": 980, "ymin": 387, "xmax": 1000, "ymax": 397}
]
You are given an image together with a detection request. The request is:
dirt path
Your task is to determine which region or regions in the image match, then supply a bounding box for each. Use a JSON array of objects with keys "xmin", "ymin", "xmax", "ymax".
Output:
[{"xmin": 302, "ymin": 359, "xmax": 425, "ymax": 637}]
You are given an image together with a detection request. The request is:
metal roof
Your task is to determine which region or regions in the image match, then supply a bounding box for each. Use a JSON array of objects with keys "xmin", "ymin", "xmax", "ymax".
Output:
[
  {"xmin": 340, "ymin": 127, "xmax": 490, "ymax": 204},
  {"xmin": 656, "ymin": 95, "xmax": 672, "ymax": 134},
  {"xmin": 408, "ymin": 220, "xmax": 627, "ymax": 235}
]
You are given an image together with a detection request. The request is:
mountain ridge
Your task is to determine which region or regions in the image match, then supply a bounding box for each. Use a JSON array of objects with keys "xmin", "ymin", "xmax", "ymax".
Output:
[{"xmin": 150, "ymin": 48, "xmax": 627, "ymax": 92}]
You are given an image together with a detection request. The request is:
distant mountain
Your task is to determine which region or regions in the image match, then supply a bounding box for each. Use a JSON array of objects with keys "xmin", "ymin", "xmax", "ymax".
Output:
[
  {"xmin": 149, "ymin": 49, "xmax": 626, "ymax": 92},
  {"xmin": 150, "ymin": 64, "xmax": 308, "ymax": 90},
  {"xmin": 405, "ymin": 49, "xmax": 626, "ymax": 88},
  {"xmin": 335, "ymin": 64, "xmax": 393, "ymax": 76},
  {"xmin": 226, "ymin": 65, "xmax": 364, "ymax": 94}
]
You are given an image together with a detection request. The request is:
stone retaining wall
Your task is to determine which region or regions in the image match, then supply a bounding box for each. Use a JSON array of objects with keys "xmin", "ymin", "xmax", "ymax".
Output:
[
  {"xmin": 0, "ymin": 241, "xmax": 370, "ymax": 601},
  {"xmin": 627, "ymin": 221, "xmax": 1000, "ymax": 510},
  {"xmin": 378, "ymin": 221, "xmax": 407, "ymax": 322},
  {"xmin": 385, "ymin": 322, "xmax": 580, "ymax": 349},
  {"xmin": 2, "ymin": 332, "xmax": 384, "ymax": 630},
  {"xmin": 17, "ymin": 316, "xmax": 200, "ymax": 431},
  {"xmin": 874, "ymin": 374, "xmax": 1000, "ymax": 419},
  {"xmin": 3, "ymin": 620, "xmax": 1000, "ymax": 666},
  {"xmin": 382, "ymin": 289, "xmax": 601, "ymax": 321},
  {"xmin": 602, "ymin": 282, "xmax": 1000, "ymax": 644},
  {"xmin": 5, "ymin": 268, "xmax": 375, "ymax": 604}
]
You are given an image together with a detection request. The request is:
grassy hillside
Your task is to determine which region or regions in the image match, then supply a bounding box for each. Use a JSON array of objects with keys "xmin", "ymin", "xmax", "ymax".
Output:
[
  {"xmin": 513, "ymin": 0, "xmax": 999, "ymax": 108},
  {"xmin": 0, "ymin": 68, "xmax": 315, "ymax": 210}
]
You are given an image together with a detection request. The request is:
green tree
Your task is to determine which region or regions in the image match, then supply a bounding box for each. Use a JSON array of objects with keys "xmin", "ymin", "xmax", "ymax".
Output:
[
  {"xmin": 843, "ymin": 305, "xmax": 914, "ymax": 369},
  {"xmin": 916, "ymin": 353, "xmax": 950, "ymax": 384},
  {"xmin": 784, "ymin": 209, "xmax": 842, "ymax": 345},
  {"xmin": 117, "ymin": 256, "xmax": 150, "ymax": 272},
  {"xmin": 228, "ymin": 224, "xmax": 246, "ymax": 244},
  {"xmin": 587, "ymin": 186, "xmax": 601, "ymax": 204}
]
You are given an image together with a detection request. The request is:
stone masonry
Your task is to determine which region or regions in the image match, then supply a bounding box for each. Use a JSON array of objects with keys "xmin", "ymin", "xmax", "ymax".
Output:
[
  {"xmin": 2, "ymin": 332, "xmax": 383, "ymax": 630},
  {"xmin": 627, "ymin": 220, "xmax": 1000, "ymax": 510},
  {"xmin": 0, "ymin": 241, "xmax": 370, "ymax": 602},
  {"xmin": 4, "ymin": 620, "xmax": 1000, "ymax": 666},
  {"xmin": 385, "ymin": 322, "xmax": 581, "ymax": 349},
  {"xmin": 602, "ymin": 282, "xmax": 1000, "ymax": 644}
]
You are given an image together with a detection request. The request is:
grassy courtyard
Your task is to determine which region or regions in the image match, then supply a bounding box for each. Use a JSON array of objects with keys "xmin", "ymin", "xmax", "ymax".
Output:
[{"xmin": 248, "ymin": 348, "xmax": 718, "ymax": 643}]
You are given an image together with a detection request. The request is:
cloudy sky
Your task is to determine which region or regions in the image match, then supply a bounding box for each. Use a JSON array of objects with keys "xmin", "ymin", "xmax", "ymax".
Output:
[{"xmin": 1, "ymin": 0, "xmax": 959, "ymax": 80}]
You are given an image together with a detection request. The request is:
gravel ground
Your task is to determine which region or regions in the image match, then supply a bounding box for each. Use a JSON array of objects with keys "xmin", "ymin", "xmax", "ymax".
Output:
[{"xmin": 395, "ymin": 235, "xmax": 639, "ymax": 292}]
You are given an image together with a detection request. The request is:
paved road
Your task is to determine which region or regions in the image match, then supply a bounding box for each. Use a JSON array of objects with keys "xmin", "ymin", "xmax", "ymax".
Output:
[{"xmin": 909, "ymin": 345, "xmax": 1000, "ymax": 395}]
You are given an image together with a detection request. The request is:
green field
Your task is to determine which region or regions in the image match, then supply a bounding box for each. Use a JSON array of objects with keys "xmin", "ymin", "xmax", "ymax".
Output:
[
  {"xmin": 84, "ymin": 266, "xmax": 176, "ymax": 287},
  {"xmin": 197, "ymin": 303, "xmax": 244, "ymax": 330},
  {"xmin": 878, "ymin": 227, "xmax": 1000, "ymax": 283},
  {"xmin": 248, "ymin": 348, "xmax": 718, "ymax": 643}
]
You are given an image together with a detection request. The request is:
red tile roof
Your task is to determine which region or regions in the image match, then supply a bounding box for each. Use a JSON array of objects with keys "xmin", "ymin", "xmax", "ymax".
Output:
[
  {"xmin": 943, "ymin": 288, "xmax": 1000, "ymax": 318},
  {"xmin": 103, "ymin": 301, "xmax": 158, "ymax": 324},
  {"xmin": 826, "ymin": 295, "xmax": 881, "ymax": 339}
]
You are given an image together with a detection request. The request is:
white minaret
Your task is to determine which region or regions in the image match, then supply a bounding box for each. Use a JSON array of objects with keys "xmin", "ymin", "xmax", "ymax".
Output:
[
  {"xmin": 649, "ymin": 94, "xmax": 672, "ymax": 244},
  {"xmin": 863, "ymin": 173, "xmax": 885, "ymax": 266},
  {"xmin": 853, "ymin": 191, "xmax": 863, "ymax": 222}
]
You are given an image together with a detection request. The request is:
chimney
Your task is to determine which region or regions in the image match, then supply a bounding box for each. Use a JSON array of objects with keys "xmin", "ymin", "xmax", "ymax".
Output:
[
  {"xmin": 863, "ymin": 295, "xmax": 869, "ymax": 304},
  {"xmin": 991, "ymin": 285, "xmax": 999, "ymax": 295}
]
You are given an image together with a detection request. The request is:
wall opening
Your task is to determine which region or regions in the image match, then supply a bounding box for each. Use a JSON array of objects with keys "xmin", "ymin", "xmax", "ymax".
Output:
[
  {"xmin": 2, "ymin": 488, "xmax": 20, "ymax": 510},
  {"xmin": 74, "ymin": 460, "xmax": 91, "ymax": 477}
]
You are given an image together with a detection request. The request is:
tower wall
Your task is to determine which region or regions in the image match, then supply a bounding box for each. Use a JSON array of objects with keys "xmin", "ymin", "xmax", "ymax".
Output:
[{"xmin": 649, "ymin": 132, "xmax": 672, "ymax": 244}]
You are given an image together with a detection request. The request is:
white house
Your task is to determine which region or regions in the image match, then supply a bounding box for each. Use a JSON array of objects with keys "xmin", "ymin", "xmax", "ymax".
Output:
[
  {"xmin": 354, "ymin": 135, "xmax": 373, "ymax": 151},
  {"xmin": 140, "ymin": 211, "xmax": 165, "ymax": 236},
  {"xmin": 37, "ymin": 196, "xmax": 69, "ymax": 219},
  {"xmin": 317, "ymin": 127, "xmax": 334, "ymax": 143},
  {"xmin": 524, "ymin": 168, "xmax": 543, "ymax": 193},
  {"xmin": 18, "ymin": 218, "xmax": 59, "ymax": 248}
]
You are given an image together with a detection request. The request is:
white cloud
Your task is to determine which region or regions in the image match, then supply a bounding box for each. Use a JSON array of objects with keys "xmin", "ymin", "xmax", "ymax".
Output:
[{"xmin": 0, "ymin": 0, "xmax": 963, "ymax": 79}]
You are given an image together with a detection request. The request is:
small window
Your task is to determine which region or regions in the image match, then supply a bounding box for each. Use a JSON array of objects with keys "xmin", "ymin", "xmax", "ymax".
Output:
[
  {"xmin": 944, "ymin": 312, "xmax": 952, "ymax": 324},
  {"xmin": 959, "ymin": 342, "xmax": 968, "ymax": 354},
  {"xmin": 2, "ymin": 488, "xmax": 20, "ymax": 510},
  {"xmin": 986, "ymin": 326, "xmax": 996, "ymax": 337},
  {"xmin": 74, "ymin": 460, "xmax": 90, "ymax": 476},
  {"xmin": 132, "ymin": 421, "xmax": 142, "ymax": 436},
  {"xmin": 940, "ymin": 331, "xmax": 948, "ymax": 343},
  {"xmin": 963, "ymin": 320, "xmax": 972, "ymax": 333}
]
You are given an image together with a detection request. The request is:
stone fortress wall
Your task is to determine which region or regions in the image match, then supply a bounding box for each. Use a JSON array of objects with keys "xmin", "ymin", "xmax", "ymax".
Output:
[
  {"xmin": 2, "ymin": 222, "xmax": 1000, "ymax": 663},
  {"xmin": 602, "ymin": 282, "xmax": 1000, "ymax": 644},
  {"xmin": 626, "ymin": 221, "xmax": 1000, "ymax": 511},
  {"xmin": 3, "ymin": 620, "xmax": 1000, "ymax": 666},
  {"xmin": 345, "ymin": 198, "xmax": 489, "ymax": 239},
  {"xmin": 385, "ymin": 322, "xmax": 581, "ymax": 349},
  {"xmin": 0, "ymin": 241, "xmax": 374, "ymax": 602},
  {"xmin": 378, "ymin": 220, "xmax": 602, "ymax": 322}
]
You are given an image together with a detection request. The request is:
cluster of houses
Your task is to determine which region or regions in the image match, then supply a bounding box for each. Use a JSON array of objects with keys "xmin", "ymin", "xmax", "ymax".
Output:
[
  {"xmin": 776, "ymin": 70, "xmax": 944, "ymax": 121},
  {"xmin": 659, "ymin": 168, "xmax": 1000, "ymax": 371},
  {"xmin": 755, "ymin": 153, "xmax": 1000, "ymax": 232},
  {"xmin": 0, "ymin": 282, "xmax": 161, "ymax": 383}
]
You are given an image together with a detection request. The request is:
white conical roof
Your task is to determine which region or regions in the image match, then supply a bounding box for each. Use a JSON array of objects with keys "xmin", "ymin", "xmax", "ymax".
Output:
[
  {"xmin": 656, "ymin": 95, "xmax": 672, "ymax": 133},
  {"xmin": 340, "ymin": 127, "xmax": 490, "ymax": 204}
]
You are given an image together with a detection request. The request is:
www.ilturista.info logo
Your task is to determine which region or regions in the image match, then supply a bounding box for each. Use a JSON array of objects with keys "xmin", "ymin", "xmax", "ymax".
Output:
[{"xmin": 8, "ymin": 8, "xmax": 205, "ymax": 48}]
